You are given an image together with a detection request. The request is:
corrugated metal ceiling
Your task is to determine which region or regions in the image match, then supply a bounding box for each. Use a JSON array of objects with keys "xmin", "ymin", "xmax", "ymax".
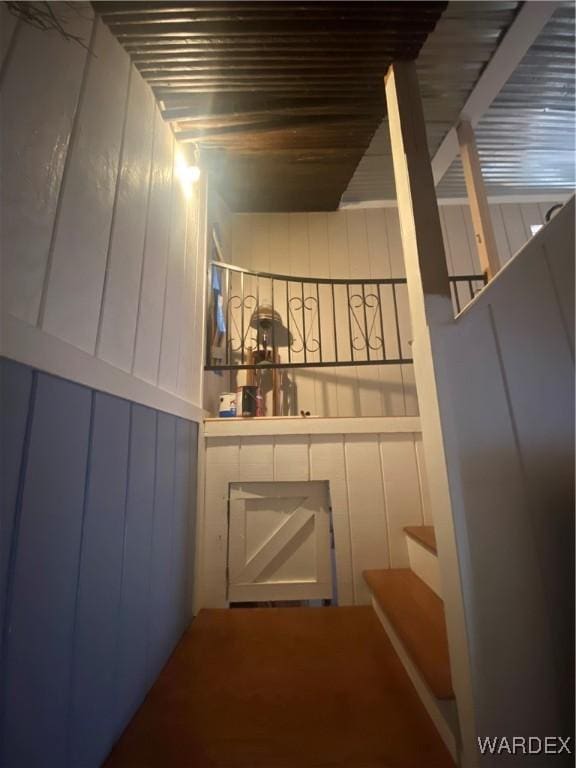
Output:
[
  {"xmin": 437, "ymin": 3, "xmax": 575, "ymax": 198},
  {"xmin": 343, "ymin": 1, "xmax": 575, "ymax": 203},
  {"xmin": 96, "ymin": 1, "xmax": 446, "ymax": 212},
  {"xmin": 342, "ymin": 1, "xmax": 521, "ymax": 204}
]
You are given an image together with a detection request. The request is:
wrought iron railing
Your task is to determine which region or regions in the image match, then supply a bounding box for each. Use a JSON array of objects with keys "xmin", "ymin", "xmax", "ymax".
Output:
[{"xmin": 206, "ymin": 261, "xmax": 487, "ymax": 371}]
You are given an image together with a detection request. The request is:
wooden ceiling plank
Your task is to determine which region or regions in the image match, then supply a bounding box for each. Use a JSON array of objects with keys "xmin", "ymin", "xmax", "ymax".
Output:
[
  {"xmin": 96, "ymin": 0, "xmax": 447, "ymax": 211},
  {"xmin": 136, "ymin": 59, "xmax": 408, "ymax": 70},
  {"xmin": 97, "ymin": 1, "xmax": 437, "ymax": 13}
]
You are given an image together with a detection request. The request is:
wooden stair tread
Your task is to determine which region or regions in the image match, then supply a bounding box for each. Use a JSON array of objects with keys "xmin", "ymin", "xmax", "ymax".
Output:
[
  {"xmin": 363, "ymin": 569, "xmax": 453, "ymax": 700},
  {"xmin": 404, "ymin": 525, "xmax": 437, "ymax": 554}
]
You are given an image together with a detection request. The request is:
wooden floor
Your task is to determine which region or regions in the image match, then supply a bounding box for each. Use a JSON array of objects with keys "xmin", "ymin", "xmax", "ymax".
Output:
[{"xmin": 105, "ymin": 607, "xmax": 454, "ymax": 768}]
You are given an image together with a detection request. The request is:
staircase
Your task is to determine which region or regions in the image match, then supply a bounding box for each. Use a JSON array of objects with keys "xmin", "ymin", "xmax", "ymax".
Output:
[{"xmin": 363, "ymin": 526, "xmax": 458, "ymax": 761}]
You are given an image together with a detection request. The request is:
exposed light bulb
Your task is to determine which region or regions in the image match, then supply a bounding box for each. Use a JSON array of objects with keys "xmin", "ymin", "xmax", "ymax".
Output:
[
  {"xmin": 175, "ymin": 152, "xmax": 201, "ymax": 198},
  {"xmin": 182, "ymin": 165, "xmax": 201, "ymax": 183}
]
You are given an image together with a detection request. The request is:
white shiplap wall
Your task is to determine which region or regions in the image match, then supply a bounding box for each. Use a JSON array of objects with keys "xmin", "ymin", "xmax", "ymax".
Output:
[
  {"xmin": 221, "ymin": 201, "xmax": 558, "ymax": 417},
  {"xmin": 1, "ymin": 6, "xmax": 207, "ymax": 418},
  {"xmin": 429, "ymin": 196, "xmax": 574, "ymax": 750},
  {"xmin": 200, "ymin": 420, "xmax": 431, "ymax": 609}
]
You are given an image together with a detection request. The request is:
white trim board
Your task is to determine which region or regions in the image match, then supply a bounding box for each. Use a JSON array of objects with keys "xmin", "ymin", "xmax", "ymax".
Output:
[
  {"xmin": 1, "ymin": 313, "xmax": 204, "ymax": 422},
  {"xmin": 204, "ymin": 415, "xmax": 421, "ymax": 437}
]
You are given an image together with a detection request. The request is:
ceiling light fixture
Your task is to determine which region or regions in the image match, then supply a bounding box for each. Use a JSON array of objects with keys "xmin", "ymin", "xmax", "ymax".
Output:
[{"xmin": 175, "ymin": 152, "xmax": 201, "ymax": 198}]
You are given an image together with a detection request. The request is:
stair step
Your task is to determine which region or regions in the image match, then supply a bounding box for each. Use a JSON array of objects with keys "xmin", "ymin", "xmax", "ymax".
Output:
[
  {"xmin": 404, "ymin": 526, "xmax": 441, "ymax": 597},
  {"xmin": 404, "ymin": 525, "xmax": 437, "ymax": 554},
  {"xmin": 363, "ymin": 569, "xmax": 453, "ymax": 700}
]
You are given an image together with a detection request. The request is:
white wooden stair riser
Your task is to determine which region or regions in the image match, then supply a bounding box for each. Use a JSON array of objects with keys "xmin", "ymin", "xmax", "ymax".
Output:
[{"xmin": 406, "ymin": 536, "xmax": 442, "ymax": 598}]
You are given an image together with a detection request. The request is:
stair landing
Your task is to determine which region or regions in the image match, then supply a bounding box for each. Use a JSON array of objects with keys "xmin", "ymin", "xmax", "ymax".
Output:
[{"xmin": 104, "ymin": 607, "xmax": 454, "ymax": 768}]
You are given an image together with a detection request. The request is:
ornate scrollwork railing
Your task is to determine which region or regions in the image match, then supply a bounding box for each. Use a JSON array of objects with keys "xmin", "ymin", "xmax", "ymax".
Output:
[{"xmin": 206, "ymin": 261, "xmax": 487, "ymax": 371}]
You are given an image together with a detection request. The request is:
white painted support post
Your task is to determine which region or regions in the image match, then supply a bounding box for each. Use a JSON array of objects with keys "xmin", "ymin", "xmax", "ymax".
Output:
[
  {"xmin": 457, "ymin": 121, "xmax": 500, "ymax": 279},
  {"xmin": 385, "ymin": 61, "xmax": 478, "ymax": 767}
]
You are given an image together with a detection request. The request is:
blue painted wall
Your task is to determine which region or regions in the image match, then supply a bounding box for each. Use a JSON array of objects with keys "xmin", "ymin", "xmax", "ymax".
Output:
[{"xmin": 0, "ymin": 358, "xmax": 198, "ymax": 768}]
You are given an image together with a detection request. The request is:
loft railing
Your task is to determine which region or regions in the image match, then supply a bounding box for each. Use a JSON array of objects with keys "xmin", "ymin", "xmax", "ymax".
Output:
[{"xmin": 205, "ymin": 261, "xmax": 487, "ymax": 371}]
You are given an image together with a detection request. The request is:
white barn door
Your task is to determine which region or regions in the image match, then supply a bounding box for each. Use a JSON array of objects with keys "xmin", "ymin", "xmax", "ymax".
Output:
[{"xmin": 228, "ymin": 481, "xmax": 333, "ymax": 603}]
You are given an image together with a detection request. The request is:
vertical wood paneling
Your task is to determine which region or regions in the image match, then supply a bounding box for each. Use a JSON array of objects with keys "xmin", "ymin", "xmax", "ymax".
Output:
[
  {"xmin": 3, "ymin": 374, "xmax": 91, "ymax": 768},
  {"xmin": 460, "ymin": 205, "xmax": 482, "ymax": 274},
  {"xmin": 365, "ymin": 209, "xmax": 404, "ymax": 416},
  {"xmin": 344, "ymin": 435, "xmax": 389, "ymax": 604},
  {"xmin": 203, "ymin": 438, "xmax": 240, "ymax": 607},
  {"xmin": 41, "ymin": 19, "xmax": 130, "ymax": 352},
  {"xmin": 378, "ymin": 435, "xmax": 424, "ymax": 567},
  {"xmin": 543, "ymin": 212, "xmax": 575, "ymax": 354},
  {"xmin": 429, "ymin": 200, "xmax": 575, "ymax": 741},
  {"xmin": 189, "ymin": 177, "xmax": 209, "ymax": 408},
  {"xmin": 268, "ymin": 215, "xmax": 292, "ymax": 411},
  {"xmin": 499, "ymin": 202, "xmax": 529, "ymax": 257},
  {"xmin": 158, "ymin": 179, "xmax": 188, "ymax": 392},
  {"xmin": 132, "ymin": 113, "xmax": 174, "ymax": 386},
  {"xmin": 288, "ymin": 214, "xmax": 317, "ymax": 413},
  {"xmin": 4, "ymin": 14, "xmax": 206, "ymax": 409},
  {"xmin": 0, "ymin": 360, "xmax": 33, "ymax": 658},
  {"xmin": 307, "ymin": 213, "xmax": 336, "ymax": 416},
  {"xmin": 488, "ymin": 244, "xmax": 574, "ymax": 709},
  {"xmin": 185, "ymin": 422, "xmax": 200, "ymax": 626},
  {"xmin": 0, "ymin": 362, "xmax": 199, "ymax": 768},
  {"xmin": 489, "ymin": 204, "xmax": 512, "ymax": 266},
  {"xmin": 309, "ymin": 435, "xmax": 354, "ymax": 605},
  {"xmin": 231, "ymin": 215, "xmax": 252, "ymax": 269},
  {"xmin": 441, "ymin": 205, "xmax": 475, "ymax": 276},
  {"xmin": 70, "ymin": 392, "xmax": 130, "ymax": 768},
  {"xmin": 518, "ymin": 203, "xmax": 544, "ymax": 239},
  {"xmin": 274, "ymin": 435, "xmax": 309, "ymax": 481},
  {"xmin": 97, "ymin": 68, "xmax": 155, "ymax": 372},
  {"xmin": 250, "ymin": 214, "xmax": 270, "ymax": 273},
  {"xmin": 347, "ymin": 210, "xmax": 383, "ymax": 417},
  {"xmin": 223, "ymin": 199, "xmax": 561, "ymax": 419},
  {"xmin": 366, "ymin": 207, "xmax": 403, "ymax": 416},
  {"xmin": 115, "ymin": 404, "xmax": 156, "ymax": 730},
  {"xmin": 172, "ymin": 419, "xmax": 194, "ymax": 638},
  {"xmin": 149, "ymin": 413, "xmax": 177, "ymax": 677},
  {"xmin": 178, "ymin": 196, "xmax": 200, "ymax": 399},
  {"xmin": 327, "ymin": 212, "xmax": 358, "ymax": 416},
  {"xmin": 202, "ymin": 430, "xmax": 427, "ymax": 609},
  {"xmin": 1, "ymin": 11, "xmax": 93, "ymax": 326},
  {"xmin": 385, "ymin": 207, "xmax": 418, "ymax": 415},
  {"xmin": 443, "ymin": 308, "xmax": 561, "ymax": 736},
  {"xmin": 239, "ymin": 436, "xmax": 274, "ymax": 481}
]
